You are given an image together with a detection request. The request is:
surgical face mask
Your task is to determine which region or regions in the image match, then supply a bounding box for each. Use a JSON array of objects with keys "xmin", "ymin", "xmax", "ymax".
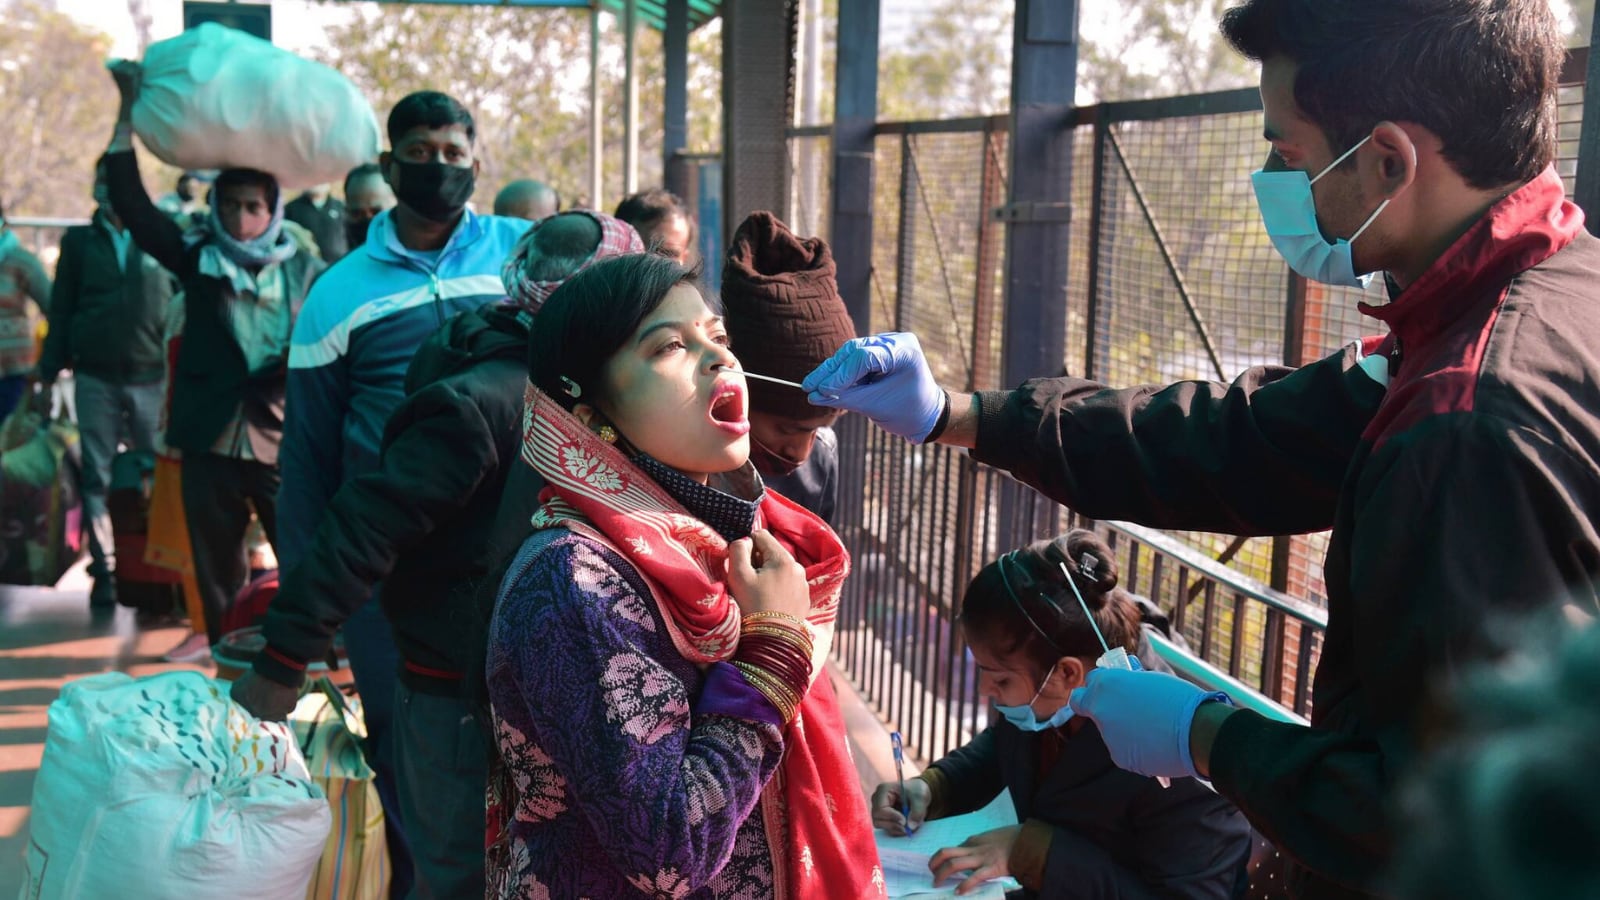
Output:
[
  {"xmin": 1251, "ymin": 134, "xmax": 1390, "ymax": 289},
  {"xmin": 391, "ymin": 159, "xmax": 475, "ymax": 223},
  {"xmin": 995, "ymin": 667, "xmax": 1075, "ymax": 732}
]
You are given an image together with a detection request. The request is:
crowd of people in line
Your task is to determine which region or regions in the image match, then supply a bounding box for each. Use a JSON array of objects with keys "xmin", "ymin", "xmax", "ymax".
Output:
[{"xmin": 1, "ymin": 0, "xmax": 1597, "ymax": 897}]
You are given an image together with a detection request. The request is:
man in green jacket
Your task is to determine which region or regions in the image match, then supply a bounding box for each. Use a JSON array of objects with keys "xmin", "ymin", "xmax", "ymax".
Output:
[{"xmin": 38, "ymin": 164, "xmax": 176, "ymax": 608}]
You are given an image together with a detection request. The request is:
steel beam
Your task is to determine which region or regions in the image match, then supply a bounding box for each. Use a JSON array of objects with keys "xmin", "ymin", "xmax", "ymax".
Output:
[
  {"xmin": 998, "ymin": 0, "xmax": 1077, "ymax": 549},
  {"xmin": 662, "ymin": 0, "xmax": 689, "ymax": 194},
  {"xmin": 589, "ymin": 3, "xmax": 603, "ymax": 209},
  {"xmin": 829, "ymin": 0, "xmax": 879, "ymax": 335},
  {"xmin": 624, "ymin": 0, "xmax": 640, "ymax": 195}
]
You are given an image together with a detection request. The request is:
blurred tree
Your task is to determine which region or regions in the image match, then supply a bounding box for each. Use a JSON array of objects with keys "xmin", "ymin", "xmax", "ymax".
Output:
[
  {"xmin": 878, "ymin": 0, "xmax": 1011, "ymax": 120},
  {"xmin": 314, "ymin": 3, "xmax": 721, "ymax": 213},
  {"xmin": 1570, "ymin": 0, "xmax": 1595, "ymax": 46},
  {"xmin": 0, "ymin": 0, "xmax": 118, "ymax": 220},
  {"xmin": 1079, "ymin": 0, "xmax": 1253, "ymax": 102}
]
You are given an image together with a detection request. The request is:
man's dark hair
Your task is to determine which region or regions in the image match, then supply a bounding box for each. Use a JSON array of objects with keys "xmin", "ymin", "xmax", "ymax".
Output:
[
  {"xmin": 344, "ymin": 162, "xmax": 385, "ymax": 194},
  {"xmin": 1221, "ymin": 0, "xmax": 1563, "ymax": 188},
  {"xmin": 613, "ymin": 188, "xmax": 693, "ymax": 248},
  {"xmin": 525, "ymin": 212, "xmax": 603, "ymax": 282},
  {"xmin": 212, "ymin": 168, "xmax": 280, "ymax": 211},
  {"xmin": 387, "ymin": 91, "xmax": 476, "ymax": 146}
]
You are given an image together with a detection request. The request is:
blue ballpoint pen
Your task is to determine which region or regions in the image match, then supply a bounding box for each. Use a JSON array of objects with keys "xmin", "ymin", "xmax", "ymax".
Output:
[{"xmin": 891, "ymin": 731, "xmax": 914, "ymax": 835}]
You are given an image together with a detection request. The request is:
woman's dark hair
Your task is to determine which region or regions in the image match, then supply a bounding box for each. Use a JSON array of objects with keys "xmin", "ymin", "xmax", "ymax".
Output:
[
  {"xmin": 960, "ymin": 529, "xmax": 1143, "ymax": 677},
  {"xmin": 1220, "ymin": 0, "xmax": 1562, "ymax": 189},
  {"xmin": 210, "ymin": 167, "xmax": 280, "ymax": 211},
  {"xmin": 613, "ymin": 188, "xmax": 694, "ymax": 253},
  {"xmin": 387, "ymin": 90, "xmax": 477, "ymax": 145},
  {"xmin": 528, "ymin": 252, "xmax": 710, "ymax": 411}
]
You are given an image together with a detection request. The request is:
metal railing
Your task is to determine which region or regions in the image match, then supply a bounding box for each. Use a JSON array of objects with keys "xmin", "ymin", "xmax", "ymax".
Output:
[
  {"xmin": 5, "ymin": 216, "xmax": 86, "ymax": 276},
  {"xmin": 798, "ymin": 52, "xmax": 1590, "ymax": 765}
]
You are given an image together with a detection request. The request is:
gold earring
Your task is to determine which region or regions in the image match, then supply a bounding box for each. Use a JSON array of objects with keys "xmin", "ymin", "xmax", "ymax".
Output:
[{"xmin": 597, "ymin": 425, "xmax": 617, "ymax": 444}]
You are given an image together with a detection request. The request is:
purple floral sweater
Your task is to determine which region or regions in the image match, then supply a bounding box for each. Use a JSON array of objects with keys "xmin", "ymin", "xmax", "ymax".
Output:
[{"xmin": 487, "ymin": 529, "xmax": 790, "ymax": 898}]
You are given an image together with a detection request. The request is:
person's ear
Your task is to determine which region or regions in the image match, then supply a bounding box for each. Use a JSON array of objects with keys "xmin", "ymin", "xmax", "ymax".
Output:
[
  {"xmin": 1367, "ymin": 121, "xmax": 1417, "ymax": 200},
  {"xmin": 1055, "ymin": 656, "xmax": 1089, "ymax": 693},
  {"xmin": 573, "ymin": 402, "xmax": 600, "ymax": 430},
  {"xmin": 379, "ymin": 151, "xmax": 397, "ymax": 188}
]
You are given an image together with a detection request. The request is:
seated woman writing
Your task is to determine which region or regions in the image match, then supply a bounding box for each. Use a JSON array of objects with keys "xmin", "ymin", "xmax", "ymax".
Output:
[
  {"xmin": 872, "ymin": 530, "xmax": 1252, "ymax": 899},
  {"xmin": 485, "ymin": 253, "xmax": 883, "ymax": 898}
]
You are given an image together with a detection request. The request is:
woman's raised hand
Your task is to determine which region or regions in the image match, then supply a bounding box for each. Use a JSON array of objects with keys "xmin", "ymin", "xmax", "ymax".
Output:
[{"xmin": 727, "ymin": 529, "xmax": 810, "ymax": 620}]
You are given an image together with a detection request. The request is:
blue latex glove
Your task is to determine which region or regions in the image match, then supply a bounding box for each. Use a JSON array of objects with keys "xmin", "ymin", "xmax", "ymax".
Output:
[
  {"xmin": 1067, "ymin": 666, "xmax": 1232, "ymax": 780},
  {"xmin": 802, "ymin": 332, "xmax": 948, "ymax": 443}
]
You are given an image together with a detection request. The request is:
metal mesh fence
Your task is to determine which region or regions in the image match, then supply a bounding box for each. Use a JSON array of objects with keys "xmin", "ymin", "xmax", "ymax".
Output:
[
  {"xmin": 1088, "ymin": 109, "xmax": 1286, "ymax": 386},
  {"xmin": 841, "ymin": 123, "xmax": 1011, "ymax": 389}
]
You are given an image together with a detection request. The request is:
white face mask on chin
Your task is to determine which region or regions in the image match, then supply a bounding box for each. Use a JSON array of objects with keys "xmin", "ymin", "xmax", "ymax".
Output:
[{"xmin": 1250, "ymin": 134, "xmax": 1392, "ymax": 289}]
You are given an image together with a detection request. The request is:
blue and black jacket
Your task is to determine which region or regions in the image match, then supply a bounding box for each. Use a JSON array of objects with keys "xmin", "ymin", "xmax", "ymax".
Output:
[{"xmin": 278, "ymin": 207, "xmax": 530, "ymax": 571}]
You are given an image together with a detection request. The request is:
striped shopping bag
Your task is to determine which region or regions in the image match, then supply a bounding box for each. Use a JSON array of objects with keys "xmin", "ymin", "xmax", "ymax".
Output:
[{"xmin": 291, "ymin": 678, "xmax": 391, "ymax": 900}]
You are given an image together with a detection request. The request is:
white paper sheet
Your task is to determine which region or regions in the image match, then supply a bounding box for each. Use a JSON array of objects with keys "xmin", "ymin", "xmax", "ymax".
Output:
[{"xmin": 874, "ymin": 789, "xmax": 1023, "ymax": 899}]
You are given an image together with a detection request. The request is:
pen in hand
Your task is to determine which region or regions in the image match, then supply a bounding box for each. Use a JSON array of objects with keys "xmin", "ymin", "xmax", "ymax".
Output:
[{"xmin": 892, "ymin": 731, "xmax": 914, "ymax": 836}]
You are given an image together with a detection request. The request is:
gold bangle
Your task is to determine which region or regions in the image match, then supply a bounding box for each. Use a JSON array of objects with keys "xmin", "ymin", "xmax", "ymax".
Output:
[
  {"xmin": 741, "ymin": 624, "xmax": 814, "ymax": 649},
  {"xmin": 742, "ymin": 611, "xmax": 807, "ymax": 628},
  {"xmin": 732, "ymin": 661, "xmax": 799, "ymax": 721}
]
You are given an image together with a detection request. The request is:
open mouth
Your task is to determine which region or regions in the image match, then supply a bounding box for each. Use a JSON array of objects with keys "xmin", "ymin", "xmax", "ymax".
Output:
[{"xmin": 708, "ymin": 377, "xmax": 750, "ymax": 436}]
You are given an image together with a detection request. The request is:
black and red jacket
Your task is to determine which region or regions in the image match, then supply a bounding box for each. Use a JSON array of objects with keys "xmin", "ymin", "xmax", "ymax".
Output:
[{"xmin": 972, "ymin": 167, "xmax": 1600, "ymax": 898}]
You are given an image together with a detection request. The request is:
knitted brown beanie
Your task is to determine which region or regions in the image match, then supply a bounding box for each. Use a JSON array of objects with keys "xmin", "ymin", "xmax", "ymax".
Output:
[{"xmin": 721, "ymin": 211, "xmax": 857, "ymax": 420}]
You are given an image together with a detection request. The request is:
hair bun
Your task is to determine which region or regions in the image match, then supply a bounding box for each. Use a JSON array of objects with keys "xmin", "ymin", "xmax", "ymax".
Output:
[{"xmin": 1042, "ymin": 529, "xmax": 1118, "ymax": 601}]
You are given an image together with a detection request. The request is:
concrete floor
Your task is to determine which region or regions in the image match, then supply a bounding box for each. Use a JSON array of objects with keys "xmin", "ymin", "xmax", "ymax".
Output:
[{"xmin": 0, "ymin": 559, "xmax": 212, "ymax": 895}]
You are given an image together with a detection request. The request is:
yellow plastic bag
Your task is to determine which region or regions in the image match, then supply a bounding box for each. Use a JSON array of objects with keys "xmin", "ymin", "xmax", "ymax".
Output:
[{"xmin": 291, "ymin": 679, "xmax": 391, "ymax": 900}]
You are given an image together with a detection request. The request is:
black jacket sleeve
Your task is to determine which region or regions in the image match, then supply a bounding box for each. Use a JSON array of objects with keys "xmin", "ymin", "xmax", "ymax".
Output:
[
  {"xmin": 1208, "ymin": 413, "xmax": 1600, "ymax": 892},
  {"xmin": 38, "ymin": 228, "xmax": 82, "ymax": 380},
  {"xmin": 254, "ymin": 382, "xmax": 503, "ymax": 685},
  {"xmin": 103, "ymin": 150, "xmax": 191, "ymax": 279},
  {"xmin": 925, "ymin": 726, "xmax": 1006, "ymax": 818},
  {"xmin": 971, "ymin": 342, "xmax": 1386, "ymax": 535},
  {"xmin": 1028, "ymin": 821, "xmax": 1166, "ymax": 900}
]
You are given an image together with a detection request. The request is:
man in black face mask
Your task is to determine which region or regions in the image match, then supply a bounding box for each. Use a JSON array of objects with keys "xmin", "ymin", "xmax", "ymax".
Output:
[
  {"xmin": 277, "ymin": 90, "xmax": 531, "ymax": 898},
  {"xmin": 720, "ymin": 212, "xmax": 856, "ymax": 524},
  {"xmin": 339, "ymin": 162, "xmax": 395, "ymax": 253}
]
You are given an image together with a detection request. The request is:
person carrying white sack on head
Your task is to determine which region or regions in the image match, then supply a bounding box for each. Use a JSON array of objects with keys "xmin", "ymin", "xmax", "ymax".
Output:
[{"xmin": 100, "ymin": 58, "xmax": 325, "ymax": 663}]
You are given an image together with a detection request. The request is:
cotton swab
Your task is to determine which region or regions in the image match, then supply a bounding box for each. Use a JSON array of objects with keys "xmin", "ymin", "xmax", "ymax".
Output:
[
  {"xmin": 736, "ymin": 370, "xmax": 808, "ymax": 391},
  {"xmin": 1062, "ymin": 557, "xmax": 1170, "ymax": 788},
  {"xmin": 1060, "ymin": 559, "xmax": 1123, "ymax": 668}
]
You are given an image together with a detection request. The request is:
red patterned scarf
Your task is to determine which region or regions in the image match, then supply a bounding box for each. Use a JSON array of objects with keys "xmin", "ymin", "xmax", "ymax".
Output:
[{"xmin": 521, "ymin": 383, "xmax": 885, "ymax": 899}]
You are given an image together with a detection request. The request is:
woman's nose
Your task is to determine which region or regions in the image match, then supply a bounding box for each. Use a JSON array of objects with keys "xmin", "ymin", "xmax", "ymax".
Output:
[{"xmin": 708, "ymin": 348, "xmax": 740, "ymax": 373}]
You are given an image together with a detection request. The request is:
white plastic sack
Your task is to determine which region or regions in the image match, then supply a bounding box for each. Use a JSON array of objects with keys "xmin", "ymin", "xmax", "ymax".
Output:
[
  {"xmin": 20, "ymin": 671, "xmax": 332, "ymax": 900},
  {"xmin": 130, "ymin": 23, "xmax": 381, "ymax": 190}
]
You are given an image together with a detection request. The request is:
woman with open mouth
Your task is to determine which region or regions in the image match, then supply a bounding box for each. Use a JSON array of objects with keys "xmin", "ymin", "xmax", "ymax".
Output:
[{"xmin": 484, "ymin": 252, "xmax": 884, "ymax": 899}]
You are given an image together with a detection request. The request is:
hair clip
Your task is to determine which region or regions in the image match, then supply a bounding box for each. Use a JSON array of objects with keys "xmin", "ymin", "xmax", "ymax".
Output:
[
  {"xmin": 559, "ymin": 376, "xmax": 582, "ymax": 399},
  {"xmin": 1079, "ymin": 552, "xmax": 1099, "ymax": 580}
]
